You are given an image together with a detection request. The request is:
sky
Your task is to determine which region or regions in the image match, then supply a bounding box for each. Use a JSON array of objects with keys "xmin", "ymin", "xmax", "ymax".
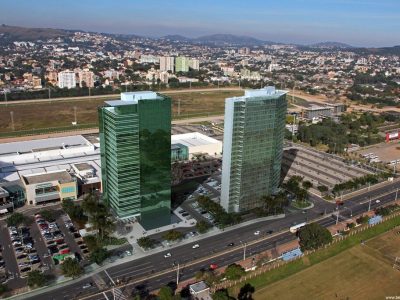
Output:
[{"xmin": 1, "ymin": 0, "xmax": 399, "ymax": 47}]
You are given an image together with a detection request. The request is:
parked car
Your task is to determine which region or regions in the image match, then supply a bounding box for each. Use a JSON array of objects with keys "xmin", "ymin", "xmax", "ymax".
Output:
[
  {"xmin": 192, "ymin": 244, "xmax": 200, "ymax": 249},
  {"xmin": 164, "ymin": 253, "xmax": 171, "ymax": 258}
]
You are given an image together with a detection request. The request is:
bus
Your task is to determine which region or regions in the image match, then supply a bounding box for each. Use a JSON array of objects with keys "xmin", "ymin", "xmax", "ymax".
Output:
[{"xmin": 289, "ymin": 222, "xmax": 306, "ymax": 233}]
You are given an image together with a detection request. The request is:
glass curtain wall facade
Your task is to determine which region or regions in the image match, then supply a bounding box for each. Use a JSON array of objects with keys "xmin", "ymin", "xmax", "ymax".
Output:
[
  {"xmin": 99, "ymin": 92, "xmax": 171, "ymax": 229},
  {"xmin": 221, "ymin": 87, "xmax": 287, "ymax": 213}
]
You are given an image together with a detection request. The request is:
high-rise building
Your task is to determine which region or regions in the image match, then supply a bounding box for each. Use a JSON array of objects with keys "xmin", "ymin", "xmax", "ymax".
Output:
[
  {"xmin": 98, "ymin": 91, "xmax": 171, "ymax": 229},
  {"xmin": 189, "ymin": 59, "xmax": 200, "ymax": 70},
  {"xmin": 220, "ymin": 86, "xmax": 287, "ymax": 213},
  {"xmin": 160, "ymin": 56, "xmax": 175, "ymax": 72},
  {"xmin": 58, "ymin": 70, "xmax": 76, "ymax": 89},
  {"xmin": 175, "ymin": 56, "xmax": 190, "ymax": 73},
  {"xmin": 78, "ymin": 70, "xmax": 95, "ymax": 88}
]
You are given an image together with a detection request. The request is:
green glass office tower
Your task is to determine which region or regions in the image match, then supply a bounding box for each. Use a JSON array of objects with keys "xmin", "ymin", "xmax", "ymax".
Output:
[
  {"xmin": 99, "ymin": 91, "xmax": 171, "ymax": 229},
  {"xmin": 220, "ymin": 87, "xmax": 287, "ymax": 213}
]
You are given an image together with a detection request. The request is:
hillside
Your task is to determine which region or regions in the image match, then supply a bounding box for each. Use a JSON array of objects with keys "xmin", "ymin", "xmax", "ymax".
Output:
[{"xmin": 0, "ymin": 24, "xmax": 69, "ymax": 41}]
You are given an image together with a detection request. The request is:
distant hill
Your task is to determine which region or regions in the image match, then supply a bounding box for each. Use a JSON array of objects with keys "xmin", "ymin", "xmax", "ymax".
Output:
[
  {"xmin": 161, "ymin": 35, "xmax": 191, "ymax": 42},
  {"xmin": 194, "ymin": 34, "xmax": 269, "ymax": 45},
  {"xmin": 308, "ymin": 41, "xmax": 354, "ymax": 49},
  {"xmin": 364, "ymin": 45, "xmax": 400, "ymax": 56},
  {"xmin": 161, "ymin": 33, "xmax": 270, "ymax": 45},
  {"xmin": 0, "ymin": 24, "xmax": 69, "ymax": 41}
]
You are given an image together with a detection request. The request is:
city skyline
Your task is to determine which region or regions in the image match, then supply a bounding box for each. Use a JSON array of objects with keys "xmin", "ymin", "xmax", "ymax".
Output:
[{"xmin": 1, "ymin": 0, "xmax": 400, "ymax": 47}]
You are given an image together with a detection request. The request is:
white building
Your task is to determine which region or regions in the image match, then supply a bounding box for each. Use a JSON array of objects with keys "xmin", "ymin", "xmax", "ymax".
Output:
[
  {"xmin": 189, "ymin": 58, "xmax": 200, "ymax": 70},
  {"xmin": 159, "ymin": 56, "xmax": 175, "ymax": 72},
  {"xmin": 78, "ymin": 70, "xmax": 95, "ymax": 88},
  {"xmin": 140, "ymin": 55, "xmax": 160, "ymax": 64},
  {"xmin": 58, "ymin": 70, "xmax": 76, "ymax": 89},
  {"xmin": 171, "ymin": 132, "xmax": 222, "ymax": 159}
]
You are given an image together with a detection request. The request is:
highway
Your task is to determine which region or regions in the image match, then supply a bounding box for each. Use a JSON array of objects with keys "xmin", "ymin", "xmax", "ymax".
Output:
[{"xmin": 25, "ymin": 180, "xmax": 400, "ymax": 300}]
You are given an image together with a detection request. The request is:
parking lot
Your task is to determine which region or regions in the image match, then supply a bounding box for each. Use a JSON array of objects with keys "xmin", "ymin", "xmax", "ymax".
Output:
[
  {"xmin": 357, "ymin": 141, "xmax": 400, "ymax": 164},
  {"xmin": 282, "ymin": 147, "xmax": 373, "ymax": 192},
  {"xmin": 0, "ymin": 209, "xmax": 89, "ymax": 289}
]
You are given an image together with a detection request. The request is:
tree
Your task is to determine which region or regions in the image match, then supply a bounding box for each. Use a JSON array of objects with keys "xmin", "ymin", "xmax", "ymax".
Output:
[
  {"xmin": 61, "ymin": 258, "xmax": 83, "ymax": 278},
  {"xmin": 158, "ymin": 286, "xmax": 174, "ymax": 300},
  {"xmin": 238, "ymin": 283, "xmax": 255, "ymax": 300},
  {"xmin": 27, "ymin": 270, "xmax": 47, "ymax": 288},
  {"xmin": 0, "ymin": 284, "xmax": 8, "ymax": 295},
  {"xmin": 298, "ymin": 223, "xmax": 333, "ymax": 251},
  {"xmin": 212, "ymin": 289, "xmax": 235, "ymax": 300},
  {"xmin": 224, "ymin": 263, "xmax": 246, "ymax": 280},
  {"xmin": 163, "ymin": 230, "xmax": 183, "ymax": 241},
  {"xmin": 317, "ymin": 185, "xmax": 328, "ymax": 193},
  {"xmin": 137, "ymin": 237, "xmax": 157, "ymax": 250},
  {"xmin": 356, "ymin": 215, "xmax": 369, "ymax": 224},
  {"xmin": 302, "ymin": 181, "xmax": 313, "ymax": 190},
  {"xmin": 196, "ymin": 220, "xmax": 211, "ymax": 234},
  {"xmin": 89, "ymin": 247, "xmax": 109, "ymax": 265},
  {"xmin": 39, "ymin": 209, "xmax": 56, "ymax": 222},
  {"xmin": 6, "ymin": 212, "xmax": 25, "ymax": 227}
]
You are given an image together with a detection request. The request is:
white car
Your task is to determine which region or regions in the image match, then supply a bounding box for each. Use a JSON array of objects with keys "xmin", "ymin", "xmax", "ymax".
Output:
[
  {"xmin": 192, "ymin": 244, "xmax": 199, "ymax": 249},
  {"xmin": 82, "ymin": 282, "xmax": 92, "ymax": 289},
  {"xmin": 164, "ymin": 252, "xmax": 171, "ymax": 258},
  {"xmin": 376, "ymin": 200, "xmax": 380, "ymax": 203},
  {"xmin": 254, "ymin": 231, "xmax": 261, "ymax": 235},
  {"xmin": 125, "ymin": 250, "xmax": 132, "ymax": 256}
]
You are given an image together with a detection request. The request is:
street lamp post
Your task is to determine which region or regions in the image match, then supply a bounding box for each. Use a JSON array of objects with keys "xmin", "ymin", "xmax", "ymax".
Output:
[
  {"xmin": 343, "ymin": 206, "xmax": 352, "ymax": 217},
  {"xmin": 336, "ymin": 206, "xmax": 340, "ymax": 225},
  {"xmin": 368, "ymin": 196, "xmax": 372, "ymax": 212},
  {"xmin": 240, "ymin": 241, "xmax": 247, "ymax": 261}
]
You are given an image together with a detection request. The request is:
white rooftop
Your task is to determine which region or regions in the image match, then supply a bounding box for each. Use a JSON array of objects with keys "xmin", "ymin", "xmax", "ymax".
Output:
[
  {"xmin": 105, "ymin": 91, "xmax": 159, "ymax": 106},
  {"xmin": 171, "ymin": 132, "xmax": 220, "ymax": 148},
  {"xmin": 0, "ymin": 135, "xmax": 91, "ymax": 156},
  {"xmin": 227, "ymin": 86, "xmax": 287, "ymax": 103}
]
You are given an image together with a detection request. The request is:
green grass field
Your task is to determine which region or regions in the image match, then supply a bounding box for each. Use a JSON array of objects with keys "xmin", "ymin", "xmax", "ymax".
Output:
[
  {"xmin": 0, "ymin": 90, "xmax": 242, "ymax": 136},
  {"xmin": 251, "ymin": 228, "xmax": 400, "ymax": 300}
]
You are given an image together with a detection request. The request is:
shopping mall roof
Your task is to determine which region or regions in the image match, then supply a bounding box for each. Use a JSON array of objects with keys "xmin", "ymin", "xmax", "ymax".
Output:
[
  {"xmin": 22, "ymin": 170, "xmax": 73, "ymax": 185},
  {"xmin": 171, "ymin": 132, "xmax": 220, "ymax": 148}
]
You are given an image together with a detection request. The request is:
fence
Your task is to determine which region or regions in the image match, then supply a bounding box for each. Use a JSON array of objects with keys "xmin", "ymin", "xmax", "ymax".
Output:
[{"xmin": 210, "ymin": 211, "xmax": 400, "ymax": 292}]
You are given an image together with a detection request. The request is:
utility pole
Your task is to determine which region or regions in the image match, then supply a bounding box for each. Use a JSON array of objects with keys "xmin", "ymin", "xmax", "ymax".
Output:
[
  {"xmin": 243, "ymin": 242, "xmax": 247, "ymax": 261},
  {"xmin": 74, "ymin": 106, "xmax": 77, "ymax": 124},
  {"xmin": 48, "ymin": 87, "xmax": 51, "ymax": 99},
  {"xmin": 239, "ymin": 78, "xmax": 241, "ymax": 89},
  {"xmin": 368, "ymin": 197, "xmax": 372, "ymax": 212},
  {"xmin": 292, "ymin": 85, "xmax": 295, "ymax": 103},
  {"xmin": 291, "ymin": 114, "xmax": 296, "ymax": 142},
  {"xmin": 4, "ymin": 90, "xmax": 7, "ymax": 106},
  {"xmin": 176, "ymin": 263, "xmax": 180, "ymax": 285},
  {"xmin": 10, "ymin": 111, "xmax": 14, "ymax": 131},
  {"xmin": 178, "ymin": 99, "xmax": 181, "ymax": 116},
  {"xmin": 395, "ymin": 188, "xmax": 398, "ymax": 201},
  {"xmin": 336, "ymin": 207, "xmax": 339, "ymax": 225}
]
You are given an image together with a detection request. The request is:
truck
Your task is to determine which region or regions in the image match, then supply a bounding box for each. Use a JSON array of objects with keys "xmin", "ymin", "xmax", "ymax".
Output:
[{"xmin": 289, "ymin": 222, "xmax": 306, "ymax": 233}]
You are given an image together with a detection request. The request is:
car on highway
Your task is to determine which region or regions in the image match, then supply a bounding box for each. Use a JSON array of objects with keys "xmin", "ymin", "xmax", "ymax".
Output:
[
  {"xmin": 164, "ymin": 252, "xmax": 171, "ymax": 258},
  {"xmin": 227, "ymin": 242, "xmax": 235, "ymax": 247},
  {"xmin": 254, "ymin": 231, "xmax": 260, "ymax": 235},
  {"xmin": 192, "ymin": 244, "xmax": 199, "ymax": 249},
  {"xmin": 209, "ymin": 263, "xmax": 218, "ymax": 270},
  {"xmin": 376, "ymin": 200, "xmax": 380, "ymax": 203},
  {"xmin": 82, "ymin": 282, "xmax": 93, "ymax": 289},
  {"xmin": 266, "ymin": 230, "xmax": 274, "ymax": 234}
]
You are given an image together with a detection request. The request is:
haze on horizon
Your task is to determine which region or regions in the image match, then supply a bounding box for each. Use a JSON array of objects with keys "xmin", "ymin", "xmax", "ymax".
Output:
[{"xmin": 1, "ymin": 0, "xmax": 399, "ymax": 47}]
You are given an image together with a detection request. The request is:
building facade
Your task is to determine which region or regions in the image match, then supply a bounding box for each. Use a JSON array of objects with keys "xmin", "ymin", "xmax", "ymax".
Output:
[
  {"xmin": 98, "ymin": 92, "xmax": 171, "ymax": 229},
  {"xmin": 78, "ymin": 70, "xmax": 95, "ymax": 88},
  {"xmin": 58, "ymin": 70, "xmax": 76, "ymax": 89},
  {"xmin": 221, "ymin": 87, "xmax": 287, "ymax": 213},
  {"xmin": 175, "ymin": 57, "xmax": 190, "ymax": 73},
  {"xmin": 22, "ymin": 170, "xmax": 77, "ymax": 205},
  {"xmin": 159, "ymin": 56, "xmax": 175, "ymax": 72}
]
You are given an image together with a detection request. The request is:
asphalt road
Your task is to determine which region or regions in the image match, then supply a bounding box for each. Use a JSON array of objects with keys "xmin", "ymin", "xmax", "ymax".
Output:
[{"xmin": 25, "ymin": 180, "xmax": 400, "ymax": 300}]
